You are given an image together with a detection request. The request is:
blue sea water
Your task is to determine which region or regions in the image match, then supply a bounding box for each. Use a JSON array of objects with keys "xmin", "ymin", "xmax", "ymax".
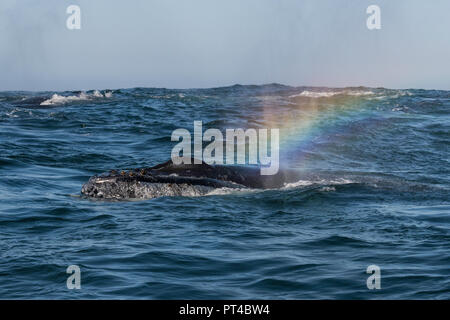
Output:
[{"xmin": 0, "ymin": 84, "xmax": 449, "ymax": 299}]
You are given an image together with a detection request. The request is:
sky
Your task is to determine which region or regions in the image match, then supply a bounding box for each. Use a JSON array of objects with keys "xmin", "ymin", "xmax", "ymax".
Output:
[{"xmin": 0, "ymin": 0, "xmax": 449, "ymax": 91}]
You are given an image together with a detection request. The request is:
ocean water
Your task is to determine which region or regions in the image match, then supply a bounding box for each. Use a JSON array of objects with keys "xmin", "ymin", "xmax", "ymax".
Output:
[{"xmin": 0, "ymin": 84, "xmax": 449, "ymax": 299}]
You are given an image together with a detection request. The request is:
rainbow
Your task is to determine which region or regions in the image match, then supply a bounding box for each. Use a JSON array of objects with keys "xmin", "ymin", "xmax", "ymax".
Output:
[{"xmin": 260, "ymin": 89, "xmax": 377, "ymax": 170}]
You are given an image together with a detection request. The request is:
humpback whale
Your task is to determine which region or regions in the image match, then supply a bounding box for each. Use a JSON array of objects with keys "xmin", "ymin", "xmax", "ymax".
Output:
[
  {"xmin": 81, "ymin": 159, "xmax": 300, "ymax": 200},
  {"xmin": 15, "ymin": 96, "xmax": 51, "ymax": 108}
]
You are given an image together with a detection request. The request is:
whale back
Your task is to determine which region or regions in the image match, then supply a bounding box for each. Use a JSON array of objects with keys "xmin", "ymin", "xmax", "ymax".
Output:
[{"xmin": 81, "ymin": 159, "xmax": 300, "ymax": 199}]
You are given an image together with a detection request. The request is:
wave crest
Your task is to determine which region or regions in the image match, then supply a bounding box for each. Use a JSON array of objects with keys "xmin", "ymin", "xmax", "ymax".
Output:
[
  {"xmin": 40, "ymin": 90, "xmax": 112, "ymax": 106},
  {"xmin": 289, "ymin": 90, "xmax": 374, "ymax": 98}
]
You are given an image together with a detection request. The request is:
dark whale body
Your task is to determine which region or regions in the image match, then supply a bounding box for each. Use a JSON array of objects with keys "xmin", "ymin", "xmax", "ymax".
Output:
[
  {"xmin": 14, "ymin": 91, "xmax": 83, "ymax": 108},
  {"xmin": 81, "ymin": 159, "xmax": 300, "ymax": 200},
  {"xmin": 15, "ymin": 96, "xmax": 51, "ymax": 108}
]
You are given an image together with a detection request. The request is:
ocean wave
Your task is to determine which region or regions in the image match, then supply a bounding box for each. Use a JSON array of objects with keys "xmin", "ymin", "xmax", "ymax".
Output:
[
  {"xmin": 1, "ymin": 84, "xmax": 449, "ymax": 299},
  {"xmin": 40, "ymin": 90, "xmax": 112, "ymax": 106},
  {"xmin": 4, "ymin": 108, "xmax": 32, "ymax": 118},
  {"xmin": 392, "ymin": 106, "xmax": 410, "ymax": 112},
  {"xmin": 206, "ymin": 186, "xmax": 259, "ymax": 196},
  {"xmin": 204, "ymin": 178, "xmax": 353, "ymax": 197},
  {"xmin": 282, "ymin": 178, "xmax": 354, "ymax": 189},
  {"xmin": 289, "ymin": 90, "xmax": 374, "ymax": 98}
]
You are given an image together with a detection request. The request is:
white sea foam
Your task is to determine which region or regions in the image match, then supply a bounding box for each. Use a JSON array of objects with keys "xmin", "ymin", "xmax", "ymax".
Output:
[
  {"xmin": 40, "ymin": 90, "xmax": 113, "ymax": 105},
  {"xmin": 5, "ymin": 108, "xmax": 19, "ymax": 118},
  {"xmin": 345, "ymin": 90, "xmax": 375, "ymax": 96},
  {"xmin": 318, "ymin": 186, "xmax": 336, "ymax": 192},
  {"xmin": 289, "ymin": 90, "xmax": 374, "ymax": 98},
  {"xmin": 282, "ymin": 178, "xmax": 354, "ymax": 189},
  {"xmin": 392, "ymin": 106, "xmax": 409, "ymax": 112},
  {"xmin": 206, "ymin": 187, "xmax": 258, "ymax": 196},
  {"xmin": 204, "ymin": 178, "xmax": 354, "ymax": 197},
  {"xmin": 289, "ymin": 91, "xmax": 337, "ymax": 98},
  {"xmin": 92, "ymin": 90, "xmax": 103, "ymax": 98}
]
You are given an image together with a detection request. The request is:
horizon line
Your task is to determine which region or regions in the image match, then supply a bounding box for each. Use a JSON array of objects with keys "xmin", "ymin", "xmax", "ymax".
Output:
[{"xmin": 1, "ymin": 82, "xmax": 449, "ymax": 93}]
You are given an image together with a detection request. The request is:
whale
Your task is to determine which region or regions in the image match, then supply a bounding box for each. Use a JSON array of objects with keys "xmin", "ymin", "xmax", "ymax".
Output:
[
  {"xmin": 81, "ymin": 159, "xmax": 300, "ymax": 200},
  {"xmin": 14, "ymin": 91, "xmax": 85, "ymax": 108},
  {"xmin": 15, "ymin": 96, "xmax": 51, "ymax": 108}
]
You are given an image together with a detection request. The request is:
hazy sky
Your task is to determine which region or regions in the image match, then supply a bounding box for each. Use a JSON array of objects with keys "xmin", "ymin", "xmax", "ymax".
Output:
[{"xmin": 1, "ymin": 0, "xmax": 449, "ymax": 91}]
